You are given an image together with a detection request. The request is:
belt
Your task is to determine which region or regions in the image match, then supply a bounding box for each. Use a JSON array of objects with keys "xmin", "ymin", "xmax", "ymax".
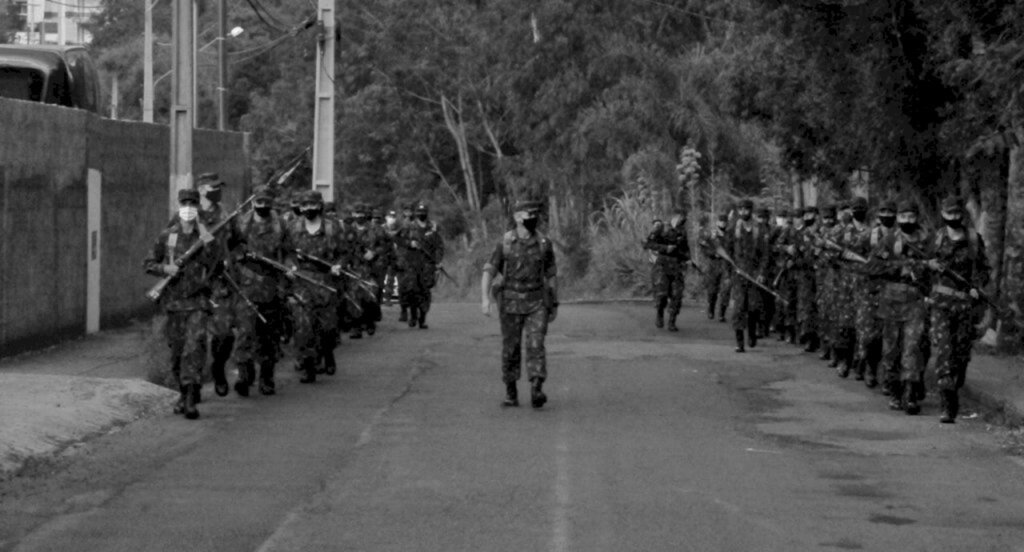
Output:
[
  {"xmin": 932, "ymin": 284, "xmax": 970, "ymax": 300},
  {"xmin": 886, "ymin": 282, "xmax": 918, "ymax": 293}
]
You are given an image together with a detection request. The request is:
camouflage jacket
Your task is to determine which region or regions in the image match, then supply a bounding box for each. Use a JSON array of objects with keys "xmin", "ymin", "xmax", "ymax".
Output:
[
  {"xmin": 485, "ymin": 230, "xmax": 557, "ymax": 315},
  {"xmin": 644, "ymin": 225, "xmax": 690, "ymax": 266},
  {"xmin": 928, "ymin": 227, "xmax": 991, "ymax": 307},
  {"xmin": 722, "ymin": 219, "xmax": 769, "ymax": 279},
  {"xmin": 286, "ymin": 217, "xmax": 343, "ymax": 305},
  {"xmin": 234, "ymin": 211, "xmax": 291, "ymax": 303},
  {"xmin": 144, "ymin": 219, "xmax": 223, "ymax": 312},
  {"xmin": 396, "ymin": 221, "xmax": 444, "ymax": 271}
]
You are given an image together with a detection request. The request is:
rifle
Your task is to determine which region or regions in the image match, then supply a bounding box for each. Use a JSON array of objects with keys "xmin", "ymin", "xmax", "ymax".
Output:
[
  {"xmin": 244, "ymin": 252, "xmax": 338, "ymax": 295},
  {"xmin": 221, "ymin": 270, "xmax": 268, "ymax": 324},
  {"xmin": 802, "ymin": 228, "xmax": 869, "ymax": 265},
  {"xmin": 294, "ymin": 249, "xmax": 379, "ymax": 294},
  {"xmin": 714, "ymin": 245, "xmax": 788, "ymax": 305},
  {"xmin": 436, "ymin": 265, "xmax": 458, "ymax": 285},
  {"xmin": 901, "ymin": 240, "xmax": 1008, "ymax": 317}
]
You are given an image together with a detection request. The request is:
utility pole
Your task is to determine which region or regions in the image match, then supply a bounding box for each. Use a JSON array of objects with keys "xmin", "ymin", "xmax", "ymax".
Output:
[
  {"xmin": 217, "ymin": 0, "xmax": 227, "ymax": 131},
  {"xmin": 143, "ymin": 0, "xmax": 154, "ymax": 123},
  {"xmin": 311, "ymin": 0, "xmax": 336, "ymax": 201},
  {"xmin": 170, "ymin": 0, "xmax": 195, "ymax": 212}
]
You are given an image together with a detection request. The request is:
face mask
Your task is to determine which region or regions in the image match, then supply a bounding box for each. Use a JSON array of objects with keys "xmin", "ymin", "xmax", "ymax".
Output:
[
  {"xmin": 303, "ymin": 208, "xmax": 321, "ymax": 220},
  {"xmin": 803, "ymin": 217, "xmax": 816, "ymax": 226},
  {"xmin": 879, "ymin": 215, "xmax": 895, "ymax": 228},
  {"xmin": 292, "ymin": 206, "xmax": 301, "ymax": 215},
  {"xmin": 179, "ymin": 206, "xmax": 198, "ymax": 222},
  {"xmin": 943, "ymin": 216, "xmax": 963, "ymax": 229},
  {"xmin": 355, "ymin": 216, "xmax": 369, "ymax": 225},
  {"xmin": 385, "ymin": 216, "xmax": 397, "ymax": 226},
  {"xmin": 254, "ymin": 206, "xmax": 272, "ymax": 217},
  {"xmin": 522, "ymin": 217, "xmax": 539, "ymax": 232},
  {"xmin": 739, "ymin": 211, "xmax": 752, "ymax": 221},
  {"xmin": 898, "ymin": 222, "xmax": 918, "ymax": 234},
  {"xmin": 839, "ymin": 212, "xmax": 852, "ymax": 223},
  {"xmin": 717, "ymin": 222, "xmax": 727, "ymax": 230},
  {"xmin": 417, "ymin": 213, "xmax": 428, "ymax": 222},
  {"xmin": 822, "ymin": 218, "xmax": 835, "ymax": 227},
  {"xmin": 852, "ymin": 210, "xmax": 867, "ymax": 222},
  {"xmin": 775, "ymin": 217, "xmax": 787, "ymax": 227},
  {"xmin": 204, "ymin": 189, "xmax": 222, "ymax": 204}
]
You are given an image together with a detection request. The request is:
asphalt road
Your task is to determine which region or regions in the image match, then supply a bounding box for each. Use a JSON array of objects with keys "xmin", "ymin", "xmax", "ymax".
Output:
[{"xmin": 3, "ymin": 303, "xmax": 1024, "ymax": 552}]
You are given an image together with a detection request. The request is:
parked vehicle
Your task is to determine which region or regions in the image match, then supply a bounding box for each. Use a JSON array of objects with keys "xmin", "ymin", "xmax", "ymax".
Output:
[{"xmin": 0, "ymin": 44, "xmax": 101, "ymax": 114}]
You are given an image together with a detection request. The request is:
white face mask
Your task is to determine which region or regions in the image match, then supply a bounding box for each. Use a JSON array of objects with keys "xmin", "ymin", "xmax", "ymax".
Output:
[
  {"xmin": 385, "ymin": 215, "xmax": 397, "ymax": 226},
  {"xmin": 179, "ymin": 206, "xmax": 198, "ymax": 222},
  {"xmin": 775, "ymin": 217, "xmax": 787, "ymax": 227}
]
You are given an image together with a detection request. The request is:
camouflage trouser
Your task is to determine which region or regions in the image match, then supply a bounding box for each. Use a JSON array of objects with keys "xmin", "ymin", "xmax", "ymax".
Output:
[
  {"xmin": 880, "ymin": 305, "xmax": 927, "ymax": 386},
  {"xmin": 500, "ymin": 307, "xmax": 549, "ymax": 383},
  {"xmin": 854, "ymin": 292, "xmax": 882, "ymax": 363},
  {"xmin": 207, "ymin": 289, "xmax": 235, "ymax": 340},
  {"xmin": 399, "ymin": 265, "xmax": 436, "ymax": 313},
  {"xmin": 729, "ymin": 279, "xmax": 762, "ymax": 331},
  {"xmin": 651, "ymin": 263, "xmax": 684, "ymax": 315},
  {"xmin": 166, "ymin": 309, "xmax": 208, "ymax": 387},
  {"xmin": 929, "ymin": 300, "xmax": 977, "ymax": 391},
  {"xmin": 233, "ymin": 299, "xmax": 282, "ymax": 366},
  {"xmin": 831, "ymin": 275, "xmax": 858, "ymax": 351},
  {"xmin": 293, "ymin": 299, "xmax": 339, "ymax": 365},
  {"xmin": 795, "ymin": 269, "xmax": 817, "ymax": 338},
  {"xmin": 773, "ymin": 273, "xmax": 798, "ymax": 329},
  {"xmin": 705, "ymin": 261, "xmax": 730, "ymax": 318},
  {"xmin": 816, "ymin": 271, "xmax": 835, "ymax": 345}
]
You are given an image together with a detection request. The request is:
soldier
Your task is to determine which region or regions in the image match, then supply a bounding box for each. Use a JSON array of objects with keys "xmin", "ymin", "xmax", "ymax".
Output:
[
  {"xmin": 383, "ymin": 209, "xmax": 402, "ymax": 306},
  {"xmin": 833, "ymin": 197, "xmax": 871, "ymax": 378},
  {"xmin": 395, "ymin": 203, "xmax": 444, "ymax": 329},
  {"xmin": 196, "ymin": 173, "xmax": 241, "ymax": 399},
  {"xmin": 794, "ymin": 206, "xmax": 821, "ymax": 352},
  {"xmin": 349, "ymin": 204, "xmax": 388, "ymax": 338},
  {"xmin": 853, "ymin": 200, "xmax": 896, "ymax": 387},
  {"xmin": 771, "ymin": 208, "xmax": 799, "ymax": 343},
  {"xmin": 231, "ymin": 185, "xmax": 290, "ymax": 396},
  {"xmin": 873, "ymin": 201, "xmax": 931, "ymax": 414},
  {"xmin": 925, "ymin": 196, "xmax": 991, "ymax": 423},
  {"xmin": 144, "ymin": 189, "xmax": 223, "ymax": 419},
  {"xmin": 755, "ymin": 206, "xmax": 774, "ymax": 338},
  {"xmin": 396, "ymin": 202, "xmax": 415, "ymax": 322},
  {"xmin": 643, "ymin": 211, "xmax": 689, "ymax": 331},
  {"xmin": 286, "ymin": 190, "xmax": 345, "ymax": 384},
  {"xmin": 480, "ymin": 199, "xmax": 558, "ymax": 409},
  {"xmin": 722, "ymin": 199, "xmax": 769, "ymax": 353},
  {"xmin": 815, "ymin": 204, "xmax": 839, "ymax": 364},
  {"xmin": 698, "ymin": 213, "xmax": 730, "ymax": 322}
]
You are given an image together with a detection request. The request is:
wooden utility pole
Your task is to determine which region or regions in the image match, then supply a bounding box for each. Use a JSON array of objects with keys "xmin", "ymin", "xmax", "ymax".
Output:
[
  {"xmin": 217, "ymin": 0, "xmax": 227, "ymax": 131},
  {"xmin": 144, "ymin": 0, "xmax": 155, "ymax": 123},
  {"xmin": 311, "ymin": 0, "xmax": 336, "ymax": 201},
  {"xmin": 170, "ymin": 0, "xmax": 195, "ymax": 213}
]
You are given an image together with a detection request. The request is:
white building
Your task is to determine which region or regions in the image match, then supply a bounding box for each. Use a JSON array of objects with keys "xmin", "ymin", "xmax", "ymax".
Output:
[{"xmin": 12, "ymin": 0, "xmax": 99, "ymax": 45}]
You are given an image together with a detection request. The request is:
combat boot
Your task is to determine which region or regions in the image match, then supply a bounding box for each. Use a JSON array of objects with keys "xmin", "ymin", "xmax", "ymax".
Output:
[
  {"xmin": 820, "ymin": 345, "xmax": 832, "ymax": 362},
  {"xmin": 655, "ymin": 307, "xmax": 665, "ymax": 329},
  {"xmin": 735, "ymin": 330, "xmax": 746, "ymax": 353},
  {"xmin": 939, "ymin": 390, "xmax": 956, "ymax": 423},
  {"xmin": 418, "ymin": 308, "xmax": 428, "ymax": 329},
  {"xmin": 299, "ymin": 357, "xmax": 317, "ymax": 384},
  {"xmin": 852, "ymin": 357, "xmax": 865, "ymax": 381},
  {"xmin": 408, "ymin": 306, "xmax": 419, "ymax": 328},
  {"xmin": 233, "ymin": 361, "xmax": 252, "ymax": 397},
  {"xmin": 399, "ymin": 306, "xmax": 408, "ymax": 322},
  {"xmin": 183, "ymin": 383, "xmax": 200, "ymax": 420},
  {"xmin": 803, "ymin": 333, "xmax": 819, "ymax": 353},
  {"xmin": 258, "ymin": 362, "xmax": 276, "ymax": 396},
  {"xmin": 887, "ymin": 381, "xmax": 903, "ymax": 411},
  {"xmin": 835, "ymin": 348, "xmax": 849, "ymax": 377},
  {"xmin": 366, "ymin": 321, "xmax": 376, "ymax": 336},
  {"xmin": 210, "ymin": 336, "xmax": 233, "ymax": 397},
  {"xmin": 747, "ymin": 319, "xmax": 758, "ymax": 348},
  {"xmin": 530, "ymin": 378, "xmax": 547, "ymax": 409},
  {"xmin": 787, "ymin": 326, "xmax": 797, "ymax": 345},
  {"xmin": 323, "ymin": 349, "xmax": 337, "ymax": 376},
  {"xmin": 173, "ymin": 385, "xmax": 187, "ymax": 415},
  {"xmin": 667, "ymin": 314, "xmax": 678, "ymax": 332},
  {"xmin": 903, "ymin": 382, "xmax": 921, "ymax": 415},
  {"xmin": 502, "ymin": 382, "xmax": 519, "ymax": 407}
]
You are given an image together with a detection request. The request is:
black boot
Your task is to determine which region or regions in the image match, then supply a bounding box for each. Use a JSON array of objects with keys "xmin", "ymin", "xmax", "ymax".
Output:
[
  {"xmin": 210, "ymin": 336, "xmax": 233, "ymax": 397},
  {"xmin": 184, "ymin": 383, "xmax": 200, "ymax": 420},
  {"xmin": 803, "ymin": 333, "xmax": 819, "ymax": 353},
  {"xmin": 707, "ymin": 294, "xmax": 717, "ymax": 320},
  {"xmin": 888, "ymin": 381, "xmax": 903, "ymax": 411},
  {"xmin": 258, "ymin": 362, "xmax": 276, "ymax": 395},
  {"xmin": 503, "ymin": 382, "xmax": 519, "ymax": 407},
  {"xmin": 530, "ymin": 378, "xmax": 547, "ymax": 409},
  {"xmin": 234, "ymin": 361, "xmax": 253, "ymax": 397},
  {"xmin": 656, "ymin": 307, "xmax": 665, "ymax": 329},
  {"xmin": 903, "ymin": 382, "xmax": 921, "ymax": 415},
  {"xmin": 852, "ymin": 357, "xmax": 865, "ymax": 381},
  {"xmin": 408, "ymin": 306, "xmax": 419, "ymax": 328},
  {"xmin": 418, "ymin": 308, "xmax": 428, "ymax": 329},
  {"xmin": 399, "ymin": 306, "xmax": 408, "ymax": 322},
  {"xmin": 834, "ymin": 348, "xmax": 848, "ymax": 377},
  {"xmin": 299, "ymin": 357, "xmax": 317, "ymax": 384},
  {"xmin": 366, "ymin": 321, "xmax": 376, "ymax": 336},
  {"xmin": 939, "ymin": 390, "xmax": 957, "ymax": 423},
  {"xmin": 350, "ymin": 327, "xmax": 363, "ymax": 339},
  {"xmin": 174, "ymin": 385, "xmax": 187, "ymax": 415},
  {"xmin": 323, "ymin": 349, "xmax": 336, "ymax": 376},
  {"xmin": 735, "ymin": 330, "xmax": 746, "ymax": 353},
  {"xmin": 820, "ymin": 344, "xmax": 832, "ymax": 362},
  {"xmin": 667, "ymin": 314, "xmax": 678, "ymax": 332},
  {"xmin": 787, "ymin": 326, "xmax": 797, "ymax": 345},
  {"xmin": 747, "ymin": 319, "xmax": 758, "ymax": 348}
]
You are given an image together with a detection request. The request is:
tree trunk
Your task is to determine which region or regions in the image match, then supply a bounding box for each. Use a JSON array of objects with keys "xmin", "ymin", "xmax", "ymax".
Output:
[{"xmin": 1002, "ymin": 135, "xmax": 1024, "ymax": 348}]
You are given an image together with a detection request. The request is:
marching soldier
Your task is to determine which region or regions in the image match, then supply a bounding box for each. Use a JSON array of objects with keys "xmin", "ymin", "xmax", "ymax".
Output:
[
  {"xmin": 853, "ymin": 200, "xmax": 896, "ymax": 387},
  {"xmin": 643, "ymin": 212, "xmax": 690, "ymax": 331},
  {"xmin": 231, "ymin": 185, "xmax": 290, "ymax": 396},
  {"xmin": 755, "ymin": 206, "xmax": 774, "ymax": 338},
  {"xmin": 815, "ymin": 204, "xmax": 839, "ymax": 364},
  {"xmin": 833, "ymin": 197, "xmax": 870, "ymax": 378},
  {"xmin": 349, "ymin": 204, "xmax": 388, "ymax": 337},
  {"xmin": 286, "ymin": 190, "xmax": 345, "ymax": 383},
  {"xmin": 395, "ymin": 203, "xmax": 444, "ymax": 329},
  {"xmin": 926, "ymin": 196, "xmax": 991, "ymax": 423},
  {"xmin": 873, "ymin": 201, "xmax": 931, "ymax": 415},
  {"xmin": 397, "ymin": 202, "xmax": 416, "ymax": 322},
  {"xmin": 481, "ymin": 199, "xmax": 558, "ymax": 409},
  {"xmin": 771, "ymin": 208, "xmax": 799, "ymax": 343},
  {"xmin": 384, "ymin": 209, "xmax": 402, "ymax": 306},
  {"xmin": 698, "ymin": 213, "xmax": 730, "ymax": 322},
  {"xmin": 794, "ymin": 206, "xmax": 821, "ymax": 352},
  {"xmin": 144, "ymin": 189, "xmax": 224, "ymax": 419},
  {"xmin": 722, "ymin": 199, "xmax": 769, "ymax": 353}
]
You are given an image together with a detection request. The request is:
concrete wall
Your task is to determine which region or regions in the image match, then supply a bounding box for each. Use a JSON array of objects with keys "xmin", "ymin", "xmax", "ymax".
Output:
[{"xmin": 0, "ymin": 98, "xmax": 249, "ymax": 357}]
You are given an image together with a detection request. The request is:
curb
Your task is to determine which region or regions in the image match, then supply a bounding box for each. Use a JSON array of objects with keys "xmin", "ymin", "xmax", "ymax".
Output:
[{"xmin": 962, "ymin": 383, "xmax": 1024, "ymax": 428}]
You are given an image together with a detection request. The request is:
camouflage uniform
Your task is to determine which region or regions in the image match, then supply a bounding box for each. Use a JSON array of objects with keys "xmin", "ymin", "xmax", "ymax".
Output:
[
  {"xmin": 232, "ymin": 197, "xmax": 290, "ymax": 396},
  {"xmin": 926, "ymin": 198, "xmax": 991, "ymax": 423},
  {"xmin": 831, "ymin": 213, "xmax": 871, "ymax": 375},
  {"xmin": 793, "ymin": 208, "xmax": 820, "ymax": 351},
  {"xmin": 349, "ymin": 211, "xmax": 390, "ymax": 335},
  {"xmin": 144, "ymin": 190, "xmax": 223, "ymax": 418},
  {"xmin": 771, "ymin": 216, "xmax": 799, "ymax": 341},
  {"xmin": 723, "ymin": 207, "xmax": 770, "ymax": 351},
  {"xmin": 199, "ymin": 199, "xmax": 243, "ymax": 396},
  {"xmin": 287, "ymin": 194, "xmax": 344, "ymax": 382},
  {"xmin": 697, "ymin": 217, "xmax": 730, "ymax": 321},
  {"xmin": 395, "ymin": 205, "xmax": 444, "ymax": 329},
  {"xmin": 854, "ymin": 215, "xmax": 894, "ymax": 385},
  {"xmin": 872, "ymin": 214, "xmax": 931, "ymax": 413},
  {"xmin": 643, "ymin": 219, "xmax": 689, "ymax": 330},
  {"xmin": 814, "ymin": 206, "xmax": 839, "ymax": 360}
]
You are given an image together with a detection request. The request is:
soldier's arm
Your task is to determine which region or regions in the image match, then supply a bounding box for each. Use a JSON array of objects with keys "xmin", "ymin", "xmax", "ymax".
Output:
[{"xmin": 143, "ymin": 232, "xmax": 170, "ymax": 276}]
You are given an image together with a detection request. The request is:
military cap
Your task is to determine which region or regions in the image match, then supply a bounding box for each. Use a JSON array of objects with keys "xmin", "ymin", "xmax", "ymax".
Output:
[
  {"xmin": 897, "ymin": 201, "xmax": 919, "ymax": 215},
  {"xmin": 196, "ymin": 172, "xmax": 224, "ymax": 189},
  {"xmin": 738, "ymin": 198, "xmax": 754, "ymax": 210},
  {"xmin": 403, "ymin": 202, "xmax": 415, "ymax": 211},
  {"xmin": 802, "ymin": 206, "xmax": 818, "ymax": 216},
  {"xmin": 878, "ymin": 200, "xmax": 897, "ymax": 213},
  {"xmin": 353, "ymin": 203, "xmax": 369, "ymax": 215},
  {"xmin": 252, "ymin": 185, "xmax": 274, "ymax": 201},
  {"xmin": 301, "ymin": 190, "xmax": 324, "ymax": 204},
  {"xmin": 818, "ymin": 204, "xmax": 836, "ymax": 216},
  {"xmin": 415, "ymin": 202, "xmax": 429, "ymax": 214},
  {"xmin": 387, "ymin": 209, "xmax": 398, "ymax": 217},
  {"xmin": 941, "ymin": 196, "xmax": 965, "ymax": 213},
  {"xmin": 755, "ymin": 206, "xmax": 770, "ymax": 217},
  {"xmin": 178, "ymin": 188, "xmax": 200, "ymax": 203},
  {"xmin": 850, "ymin": 196, "xmax": 868, "ymax": 211},
  {"xmin": 837, "ymin": 199, "xmax": 851, "ymax": 210},
  {"xmin": 514, "ymin": 199, "xmax": 543, "ymax": 214},
  {"xmin": 324, "ymin": 201, "xmax": 336, "ymax": 212}
]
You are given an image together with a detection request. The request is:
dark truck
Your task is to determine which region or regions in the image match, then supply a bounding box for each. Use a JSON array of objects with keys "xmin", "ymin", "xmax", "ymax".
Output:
[{"xmin": 0, "ymin": 44, "xmax": 101, "ymax": 114}]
